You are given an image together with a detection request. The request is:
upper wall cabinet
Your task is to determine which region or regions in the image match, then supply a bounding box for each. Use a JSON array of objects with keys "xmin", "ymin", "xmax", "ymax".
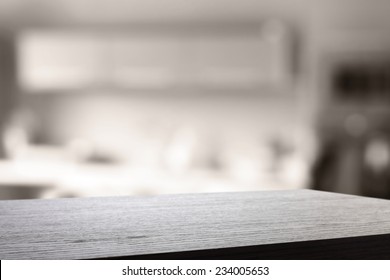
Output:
[
  {"xmin": 18, "ymin": 32, "xmax": 107, "ymax": 90},
  {"xmin": 110, "ymin": 35, "xmax": 184, "ymax": 89},
  {"xmin": 17, "ymin": 21, "xmax": 292, "ymax": 93},
  {"xmin": 190, "ymin": 30, "xmax": 290, "ymax": 89}
]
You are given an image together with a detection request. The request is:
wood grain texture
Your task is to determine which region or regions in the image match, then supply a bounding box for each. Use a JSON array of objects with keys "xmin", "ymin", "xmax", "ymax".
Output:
[{"xmin": 1, "ymin": 189, "xmax": 390, "ymax": 259}]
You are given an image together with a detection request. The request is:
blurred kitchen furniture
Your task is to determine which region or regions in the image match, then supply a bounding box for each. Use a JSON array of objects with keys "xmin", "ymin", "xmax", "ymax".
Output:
[
  {"xmin": 1, "ymin": 189, "xmax": 390, "ymax": 259},
  {"xmin": 0, "ymin": 183, "xmax": 50, "ymax": 200},
  {"xmin": 18, "ymin": 22, "xmax": 291, "ymax": 93},
  {"xmin": 313, "ymin": 53, "xmax": 390, "ymax": 199},
  {"xmin": 0, "ymin": 160, "xmax": 55, "ymax": 200},
  {"xmin": 0, "ymin": 33, "xmax": 18, "ymax": 159}
]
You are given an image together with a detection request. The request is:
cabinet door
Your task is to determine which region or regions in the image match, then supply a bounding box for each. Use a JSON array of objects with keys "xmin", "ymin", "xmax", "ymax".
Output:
[
  {"xmin": 191, "ymin": 27, "xmax": 289, "ymax": 90},
  {"xmin": 110, "ymin": 35, "xmax": 184, "ymax": 89},
  {"xmin": 19, "ymin": 32, "xmax": 106, "ymax": 91}
]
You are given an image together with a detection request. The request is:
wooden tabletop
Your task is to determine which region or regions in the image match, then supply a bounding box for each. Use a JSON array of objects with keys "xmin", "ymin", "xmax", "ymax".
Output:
[{"xmin": 1, "ymin": 189, "xmax": 390, "ymax": 259}]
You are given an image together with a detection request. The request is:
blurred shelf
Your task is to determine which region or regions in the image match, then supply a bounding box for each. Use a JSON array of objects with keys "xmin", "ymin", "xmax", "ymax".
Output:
[{"xmin": 20, "ymin": 84, "xmax": 295, "ymax": 97}]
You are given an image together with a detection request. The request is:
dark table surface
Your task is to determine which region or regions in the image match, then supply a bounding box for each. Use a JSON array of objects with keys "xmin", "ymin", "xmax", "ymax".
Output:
[{"xmin": 1, "ymin": 189, "xmax": 390, "ymax": 259}]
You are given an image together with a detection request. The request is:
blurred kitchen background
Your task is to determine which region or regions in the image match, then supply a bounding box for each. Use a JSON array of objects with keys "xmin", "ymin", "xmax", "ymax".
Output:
[{"xmin": 1, "ymin": 0, "xmax": 390, "ymax": 200}]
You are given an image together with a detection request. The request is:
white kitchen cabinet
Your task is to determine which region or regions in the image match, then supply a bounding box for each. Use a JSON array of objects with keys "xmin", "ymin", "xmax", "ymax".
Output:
[
  {"xmin": 18, "ymin": 22, "xmax": 291, "ymax": 93},
  {"xmin": 110, "ymin": 35, "xmax": 184, "ymax": 89},
  {"xmin": 18, "ymin": 32, "xmax": 107, "ymax": 90}
]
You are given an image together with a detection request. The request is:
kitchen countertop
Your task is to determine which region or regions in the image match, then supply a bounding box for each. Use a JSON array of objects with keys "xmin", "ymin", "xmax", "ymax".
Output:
[{"xmin": 1, "ymin": 189, "xmax": 390, "ymax": 259}]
